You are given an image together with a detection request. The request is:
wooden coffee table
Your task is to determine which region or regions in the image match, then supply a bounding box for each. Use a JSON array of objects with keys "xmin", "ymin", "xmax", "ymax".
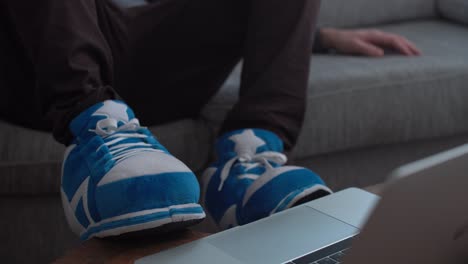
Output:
[{"xmin": 54, "ymin": 184, "xmax": 385, "ymax": 264}]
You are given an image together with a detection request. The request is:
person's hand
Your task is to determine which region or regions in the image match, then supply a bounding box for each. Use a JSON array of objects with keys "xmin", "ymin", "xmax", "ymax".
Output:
[{"xmin": 319, "ymin": 28, "xmax": 422, "ymax": 57}]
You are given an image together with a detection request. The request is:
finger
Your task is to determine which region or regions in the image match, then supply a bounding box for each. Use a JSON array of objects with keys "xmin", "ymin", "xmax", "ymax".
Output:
[
  {"xmin": 401, "ymin": 38, "xmax": 422, "ymax": 56},
  {"xmin": 352, "ymin": 40, "xmax": 384, "ymax": 57},
  {"xmin": 393, "ymin": 38, "xmax": 414, "ymax": 56},
  {"xmin": 390, "ymin": 35, "xmax": 422, "ymax": 56},
  {"xmin": 366, "ymin": 33, "xmax": 413, "ymax": 56},
  {"xmin": 409, "ymin": 45, "xmax": 422, "ymax": 56}
]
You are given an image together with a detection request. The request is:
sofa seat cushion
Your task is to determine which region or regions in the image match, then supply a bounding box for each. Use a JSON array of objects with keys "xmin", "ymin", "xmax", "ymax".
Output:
[
  {"xmin": 202, "ymin": 20, "xmax": 468, "ymax": 159},
  {"xmin": 317, "ymin": 0, "xmax": 437, "ymax": 28},
  {"xmin": 438, "ymin": 0, "xmax": 468, "ymax": 25},
  {"xmin": 0, "ymin": 119, "xmax": 213, "ymax": 195}
]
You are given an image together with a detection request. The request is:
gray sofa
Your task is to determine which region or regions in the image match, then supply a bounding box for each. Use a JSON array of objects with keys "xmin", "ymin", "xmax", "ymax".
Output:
[{"xmin": 2, "ymin": 0, "xmax": 468, "ymax": 262}]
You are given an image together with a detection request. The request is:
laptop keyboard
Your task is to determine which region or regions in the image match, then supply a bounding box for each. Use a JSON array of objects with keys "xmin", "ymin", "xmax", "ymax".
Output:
[{"xmin": 286, "ymin": 236, "xmax": 354, "ymax": 264}]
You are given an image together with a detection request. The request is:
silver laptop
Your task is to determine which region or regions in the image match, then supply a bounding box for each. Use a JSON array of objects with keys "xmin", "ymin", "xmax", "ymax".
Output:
[{"xmin": 136, "ymin": 144, "xmax": 468, "ymax": 264}]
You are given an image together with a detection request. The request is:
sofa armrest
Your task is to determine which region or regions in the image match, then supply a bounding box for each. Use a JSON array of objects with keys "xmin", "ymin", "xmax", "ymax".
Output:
[{"xmin": 438, "ymin": 0, "xmax": 468, "ymax": 25}]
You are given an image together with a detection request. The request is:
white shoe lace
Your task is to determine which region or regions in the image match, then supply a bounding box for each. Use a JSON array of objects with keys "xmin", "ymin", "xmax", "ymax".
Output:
[
  {"xmin": 217, "ymin": 151, "xmax": 288, "ymax": 191},
  {"xmin": 90, "ymin": 118, "xmax": 163, "ymax": 163}
]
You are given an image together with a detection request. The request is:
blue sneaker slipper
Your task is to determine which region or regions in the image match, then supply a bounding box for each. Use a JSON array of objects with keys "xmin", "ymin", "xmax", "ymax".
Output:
[
  {"xmin": 61, "ymin": 100, "xmax": 205, "ymax": 240},
  {"xmin": 202, "ymin": 129, "xmax": 332, "ymax": 230}
]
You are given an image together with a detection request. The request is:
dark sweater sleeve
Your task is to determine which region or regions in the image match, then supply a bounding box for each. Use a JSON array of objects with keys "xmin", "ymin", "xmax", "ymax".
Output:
[{"xmin": 312, "ymin": 28, "xmax": 329, "ymax": 54}]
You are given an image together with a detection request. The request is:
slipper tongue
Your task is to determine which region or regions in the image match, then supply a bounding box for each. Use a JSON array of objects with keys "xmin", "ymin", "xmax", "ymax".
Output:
[
  {"xmin": 215, "ymin": 129, "xmax": 284, "ymax": 160},
  {"xmin": 69, "ymin": 100, "xmax": 135, "ymax": 139}
]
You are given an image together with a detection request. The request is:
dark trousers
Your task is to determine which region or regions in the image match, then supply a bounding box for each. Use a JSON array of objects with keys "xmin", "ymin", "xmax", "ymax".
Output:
[{"xmin": 0, "ymin": 0, "xmax": 320, "ymax": 150}]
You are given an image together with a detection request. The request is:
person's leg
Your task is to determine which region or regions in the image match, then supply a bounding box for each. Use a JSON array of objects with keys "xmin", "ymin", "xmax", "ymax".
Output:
[
  {"xmin": 0, "ymin": 0, "xmax": 205, "ymax": 240},
  {"xmin": 113, "ymin": 0, "xmax": 247, "ymax": 125},
  {"xmin": 0, "ymin": 9, "xmax": 43, "ymax": 131},
  {"xmin": 0, "ymin": 0, "xmax": 121, "ymax": 144},
  {"xmin": 220, "ymin": 0, "xmax": 322, "ymax": 150},
  {"xmin": 189, "ymin": 0, "xmax": 332, "ymax": 229}
]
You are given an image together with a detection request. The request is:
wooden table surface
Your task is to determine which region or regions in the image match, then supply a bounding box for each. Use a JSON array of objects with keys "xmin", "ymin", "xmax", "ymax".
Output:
[{"xmin": 54, "ymin": 184, "xmax": 385, "ymax": 264}]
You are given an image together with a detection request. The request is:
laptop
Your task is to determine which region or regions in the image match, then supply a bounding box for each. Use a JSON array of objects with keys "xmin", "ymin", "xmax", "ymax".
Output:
[{"xmin": 136, "ymin": 143, "xmax": 468, "ymax": 264}]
